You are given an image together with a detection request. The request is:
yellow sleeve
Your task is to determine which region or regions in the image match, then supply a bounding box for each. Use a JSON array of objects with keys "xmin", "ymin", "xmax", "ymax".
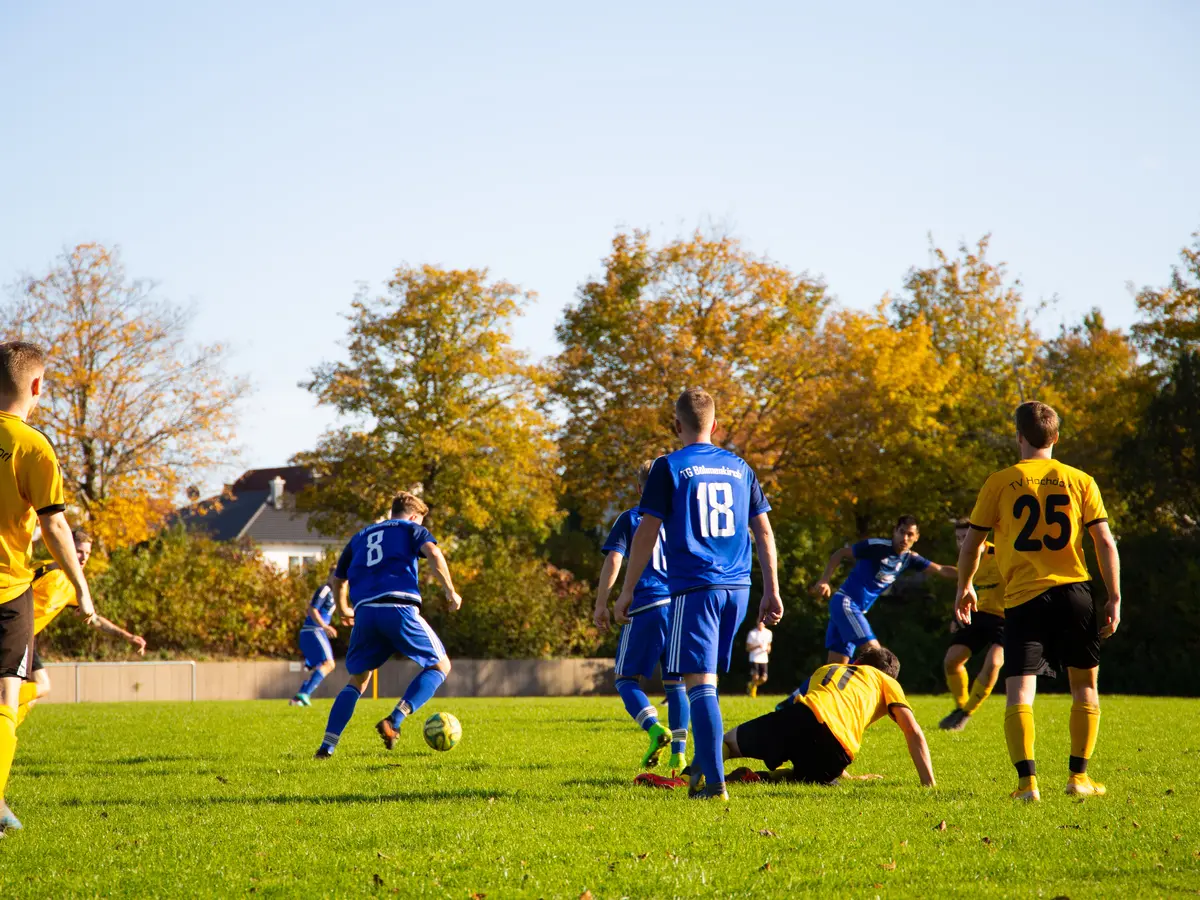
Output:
[
  {"xmin": 880, "ymin": 674, "xmax": 910, "ymax": 716},
  {"xmin": 1081, "ymin": 475, "xmax": 1108, "ymax": 528},
  {"xmin": 20, "ymin": 439, "xmax": 66, "ymax": 514},
  {"xmin": 968, "ymin": 475, "xmax": 1000, "ymax": 531}
]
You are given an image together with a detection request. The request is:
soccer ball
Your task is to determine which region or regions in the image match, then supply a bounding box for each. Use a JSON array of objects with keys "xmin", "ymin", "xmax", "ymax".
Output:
[{"xmin": 423, "ymin": 712, "xmax": 462, "ymax": 751}]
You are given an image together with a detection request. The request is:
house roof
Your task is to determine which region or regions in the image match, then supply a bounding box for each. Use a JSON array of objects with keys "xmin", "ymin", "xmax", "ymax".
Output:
[{"xmin": 173, "ymin": 467, "xmax": 341, "ymax": 546}]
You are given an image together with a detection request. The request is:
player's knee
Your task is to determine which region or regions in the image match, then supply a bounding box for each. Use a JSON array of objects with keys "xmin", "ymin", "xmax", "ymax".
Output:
[
  {"xmin": 436, "ymin": 657, "xmax": 452, "ymax": 676},
  {"xmin": 320, "ymin": 660, "xmax": 336, "ymax": 675}
]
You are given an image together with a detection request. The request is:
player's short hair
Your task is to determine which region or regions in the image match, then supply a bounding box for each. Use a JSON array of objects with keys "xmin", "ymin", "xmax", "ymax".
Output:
[
  {"xmin": 72, "ymin": 529, "xmax": 92, "ymax": 546},
  {"xmin": 390, "ymin": 492, "xmax": 429, "ymax": 517},
  {"xmin": 637, "ymin": 459, "xmax": 655, "ymax": 490},
  {"xmin": 675, "ymin": 388, "xmax": 715, "ymax": 432},
  {"xmin": 855, "ymin": 646, "xmax": 900, "ymax": 679},
  {"xmin": 895, "ymin": 515, "xmax": 919, "ymax": 531},
  {"xmin": 1014, "ymin": 401, "xmax": 1060, "ymax": 449},
  {"xmin": 0, "ymin": 341, "xmax": 46, "ymax": 397}
]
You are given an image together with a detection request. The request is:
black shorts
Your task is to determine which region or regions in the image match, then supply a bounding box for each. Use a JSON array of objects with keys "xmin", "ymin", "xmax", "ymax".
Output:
[
  {"xmin": 733, "ymin": 701, "xmax": 852, "ymax": 785},
  {"xmin": 949, "ymin": 611, "xmax": 1005, "ymax": 655},
  {"xmin": 32, "ymin": 648, "xmax": 44, "ymax": 672},
  {"xmin": 1003, "ymin": 582, "xmax": 1099, "ymax": 679},
  {"xmin": 0, "ymin": 589, "xmax": 34, "ymax": 680},
  {"xmin": 750, "ymin": 662, "xmax": 768, "ymax": 680}
]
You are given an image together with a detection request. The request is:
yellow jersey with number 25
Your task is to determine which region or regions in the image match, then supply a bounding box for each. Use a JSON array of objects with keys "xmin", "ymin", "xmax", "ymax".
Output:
[
  {"xmin": 968, "ymin": 457, "xmax": 1107, "ymax": 610},
  {"xmin": 0, "ymin": 411, "xmax": 67, "ymax": 604}
]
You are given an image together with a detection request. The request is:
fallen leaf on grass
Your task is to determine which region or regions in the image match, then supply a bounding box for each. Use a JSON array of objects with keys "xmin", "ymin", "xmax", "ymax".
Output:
[
  {"xmin": 580, "ymin": 891, "xmax": 593, "ymax": 900},
  {"xmin": 934, "ymin": 820, "xmax": 947, "ymax": 831},
  {"xmin": 215, "ymin": 775, "xmax": 229, "ymax": 784},
  {"xmin": 637, "ymin": 853, "xmax": 650, "ymax": 860},
  {"xmin": 981, "ymin": 837, "xmax": 992, "ymax": 845},
  {"xmin": 471, "ymin": 893, "xmax": 486, "ymax": 899},
  {"xmin": 874, "ymin": 884, "xmax": 884, "ymax": 889},
  {"xmin": 377, "ymin": 851, "xmax": 390, "ymax": 860},
  {"xmin": 880, "ymin": 860, "xmax": 897, "ymax": 871},
  {"xmin": 1133, "ymin": 821, "xmax": 1141, "ymax": 829},
  {"xmin": 584, "ymin": 825, "xmax": 595, "ymax": 831},
  {"xmin": 758, "ymin": 829, "xmax": 778, "ymax": 837},
  {"xmin": 1165, "ymin": 788, "xmax": 1175, "ymax": 795},
  {"xmin": 372, "ymin": 874, "xmax": 384, "ymax": 887},
  {"xmin": 900, "ymin": 840, "xmax": 908, "ymax": 848},
  {"xmin": 760, "ymin": 862, "xmax": 772, "ymax": 872},
  {"xmin": 1057, "ymin": 825, "xmax": 1081, "ymax": 830}
]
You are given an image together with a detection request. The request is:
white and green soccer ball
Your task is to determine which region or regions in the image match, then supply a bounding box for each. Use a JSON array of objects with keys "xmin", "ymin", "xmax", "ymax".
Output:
[{"xmin": 423, "ymin": 712, "xmax": 462, "ymax": 751}]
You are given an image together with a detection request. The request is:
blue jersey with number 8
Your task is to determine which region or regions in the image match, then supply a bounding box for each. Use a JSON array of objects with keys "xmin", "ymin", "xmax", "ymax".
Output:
[
  {"xmin": 638, "ymin": 443, "xmax": 770, "ymax": 596},
  {"xmin": 335, "ymin": 519, "xmax": 437, "ymax": 608}
]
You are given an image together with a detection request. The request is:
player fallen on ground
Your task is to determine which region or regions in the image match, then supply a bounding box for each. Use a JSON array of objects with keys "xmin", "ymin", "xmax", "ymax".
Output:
[
  {"xmin": 17, "ymin": 529, "xmax": 146, "ymax": 726},
  {"xmin": 811, "ymin": 516, "xmax": 957, "ymax": 667},
  {"xmin": 314, "ymin": 492, "xmax": 461, "ymax": 759},
  {"xmin": 594, "ymin": 460, "xmax": 689, "ymax": 774},
  {"xmin": 938, "ymin": 520, "xmax": 1005, "ymax": 732},
  {"xmin": 290, "ymin": 571, "xmax": 340, "ymax": 707},
  {"xmin": 616, "ymin": 388, "xmax": 783, "ymax": 801},
  {"xmin": 0, "ymin": 342, "xmax": 97, "ymax": 833},
  {"xmin": 956, "ymin": 401, "xmax": 1121, "ymax": 802},
  {"xmin": 745, "ymin": 620, "xmax": 772, "ymax": 698}
]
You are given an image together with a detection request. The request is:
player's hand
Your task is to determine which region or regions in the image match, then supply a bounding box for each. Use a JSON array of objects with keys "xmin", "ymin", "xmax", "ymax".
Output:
[
  {"xmin": 323, "ymin": 625, "xmax": 338, "ymax": 639},
  {"xmin": 954, "ymin": 586, "xmax": 977, "ymax": 626},
  {"xmin": 593, "ymin": 604, "xmax": 611, "ymax": 631},
  {"xmin": 131, "ymin": 635, "xmax": 147, "ymax": 656},
  {"xmin": 340, "ymin": 607, "xmax": 355, "ymax": 628},
  {"xmin": 445, "ymin": 590, "xmax": 463, "ymax": 612},
  {"xmin": 758, "ymin": 590, "xmax": 783, "ymax": 626},
  {"xmin": 810, "ymin": 580, "xmax": 832, "ymax": 600},
  {"xmin": 1100, "ymin": 596, "xmax": 1121, "ymax": 639},
  {"xmin": 613, "ymin": 588, "xmax": 634, "ymax": 625}
]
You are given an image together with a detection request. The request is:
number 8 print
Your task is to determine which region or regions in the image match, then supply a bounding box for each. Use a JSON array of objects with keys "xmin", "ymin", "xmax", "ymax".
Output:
[
  {"xmin": 366, "ymin": 530, "xmax": 385, "ymax": 566},
  {"xmin": 697, "ymin": 481, "xmax": 736, "ymax": 538}
]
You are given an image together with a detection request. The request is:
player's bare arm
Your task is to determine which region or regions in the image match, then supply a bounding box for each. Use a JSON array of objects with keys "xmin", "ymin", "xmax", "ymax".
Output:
[
  {"xmin": 39, "ymin": 510, "xmax": 95, "ymax": 620},
  {"xmin": 891, "ymin": 705, "xmax": 936, "ymax": 787},
  {"xmin": 749, "ymin": 513, "xmax": 783, "ymax": 625},
  {"xmin": 90, "ymin": 614, "xmax": 147, "ymax": 655},
  {"xmin": 811, "ymin": 546, "xmax": 853, "ymax": 598},
  {"xmin": 421, "ymin": 542, "xmax": 462, "ymax": 611},
  {"xmin": 925, "ymin": 561, "xmax": 959, "ymax": 580},
  {"xmin": 593, "ymin": 550, "xmax": 622, "ymax": 630},
  {"xmin": 330, "ymin": 575, "xmax": 353, "ymax": 626},
  {"xmin": 953, "ymin": 528, "xmax": 987, "ymax": 625},
  {"xmin": 1088, "ymin": 521, "xmax": 1122, "ymax": 638},
  {"xmin": 614, "ymin": 514, "xmax": 661, "ymax": 624}
]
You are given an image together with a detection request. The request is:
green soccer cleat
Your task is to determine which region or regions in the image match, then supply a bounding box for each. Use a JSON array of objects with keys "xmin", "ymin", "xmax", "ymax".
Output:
[
  {"xmin": 0, "ymin": 801, "xmax": 22, "ymax": 831},
  {"xmin": 290, "ymin": 693, "xmax": 311, "ymax": 708},
  {"xmin": 642, "ymin": 723, "xmax": 671, "ymax": 769},
  {"xmin": 667, "ymin": 752, "xmax": 687, "ymax": 775}
]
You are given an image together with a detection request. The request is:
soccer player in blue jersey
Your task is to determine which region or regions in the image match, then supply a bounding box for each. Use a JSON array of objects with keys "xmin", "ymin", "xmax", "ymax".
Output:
[
  {"xmin": 314, "ymin": 492, "xmax": 462, "ymax": 759},
  {"xmin": 811, "ymin": 516, "xmax": 957, "ymax": 666},
  {"xmin": 615, "ymin": 389, "xmax": 783, "ymax": 801},
  {"xmin": 290, "ymin": 573, "xmax": 340, "ymax": 707},
  {"xmin": 594, "ymin": 460, "xmax": 689, "ymax": 774}
]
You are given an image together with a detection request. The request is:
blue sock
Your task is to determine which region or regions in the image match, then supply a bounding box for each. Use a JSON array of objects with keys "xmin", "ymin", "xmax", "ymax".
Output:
[
  {"xmin": 687, "ymin": 683, "xmax": 723, "ymax": 787},
  {"xmin": 389, "ymin": 668, "xmax": 447, "ymax": 727},
  {"xmin": 616, "ymin": 678, "xmax": 658, "ymax": 731},
  {"xmin": 320, "ymin": 685, "xmax": 362, "ymax": 751},
  {"xmin": 300, "ymin": 669, "xmax": 327, "ymax": 697},
  {"xmin": 665, "ymin": 680, "xmax": 689, "ymax": 754}
]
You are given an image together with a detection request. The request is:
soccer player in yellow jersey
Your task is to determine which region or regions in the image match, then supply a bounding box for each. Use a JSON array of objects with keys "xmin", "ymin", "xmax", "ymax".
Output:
[
  {"xmin": 720, "ymin": 646, "xmax": 935, "ymax": 787},
  {"xmin": 18, "ymin": 529, "xmax": 146, "ymax": 725},
  {"xmin": 0, "ymin": 342, "xmax": 96, "ymax": 833},
  {"xmin": 939, "ymin": 521, "xmax": 1006, "ymax": 731},
  {"xmin": 956, "ymin": 401, "xmax": 1121, "ymax": 802}
]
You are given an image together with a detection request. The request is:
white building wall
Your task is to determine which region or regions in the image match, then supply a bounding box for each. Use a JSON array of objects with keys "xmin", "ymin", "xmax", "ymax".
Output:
[{"xmin": 259, "ymin": 542, "xmax": 340, "ymax": 572}]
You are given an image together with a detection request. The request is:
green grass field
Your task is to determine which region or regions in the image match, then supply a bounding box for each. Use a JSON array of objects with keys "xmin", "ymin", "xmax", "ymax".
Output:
[{"xmin": 2, "ymin": 693, "xmax": 1198, "ymax": 898}]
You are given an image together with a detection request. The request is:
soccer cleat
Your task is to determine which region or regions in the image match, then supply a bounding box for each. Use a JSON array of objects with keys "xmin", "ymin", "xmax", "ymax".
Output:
[
  {"xmin": 1010, "ymin": 777, "xmax": 1040, "ymax": 802},
  {"xmin": 688, "ymin": 782, "xmax": 729, "ymax": 801},
  {"xmin": 642, "ymin": 723, "xmax": 671, "ymax": 769},
  {"xmin": 376, "ymin": 718, "xmax": 400, "ymax": 751},
  {"xmin": 313, "ymin": 745, "xmax": 334, "ymax": 760},
  {"xmin": 667, "ymin": 752, "xmax": 687, "ymax": 775},
  {"xmin": 633, "ymin": 772, "xmax": 686, "ymax": 790},
  {"xmin": 726, "ymin": 766, "xmax": 762, "ymax": 784},
  {"xmin": 747, "ymin": 683, "xmax": 758, "ymax": 698},
  {"xmin": 1065, "ymin": 774, "xmax": 1106, "ymax": 797},
  {"xmin": 0, "ymin": 802, "xmax": 22, "ymax": 831},
  {"xmin": 939, "ymin": 709, "xmax": 969, "ymax": 731}
]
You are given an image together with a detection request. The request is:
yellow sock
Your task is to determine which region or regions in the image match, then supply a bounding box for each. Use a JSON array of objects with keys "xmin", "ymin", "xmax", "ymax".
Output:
[
  {"xmin": 1069, "ymin": 701, "xmax": 1100, "ymax": 774},
  {"xmin": 946, "ymin": 666, "xmax": 969, "ymax": 708},
  {"xmin": 16, "ymin": 682, "xmax": 37, "ymax": 727},
  {"xmin": 0, "ymin": 706, "xmax": 16, "ymax": 799},
  {"xmin": 1004, "ymin": 703, "xmax": 1035, "ymax": 782},
  {"xmin": 962, "ymin": 669, "xmax": 999, "ymax": 716},
  {"xmin": 748, "ymin": 684, "xmax": 757, "ymax": 698}
]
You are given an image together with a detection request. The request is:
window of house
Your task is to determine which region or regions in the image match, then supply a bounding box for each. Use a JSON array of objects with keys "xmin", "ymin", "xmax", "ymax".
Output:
[{"xmin": 288, "ymin": 556, "xmax": 302, "ymax": 570}]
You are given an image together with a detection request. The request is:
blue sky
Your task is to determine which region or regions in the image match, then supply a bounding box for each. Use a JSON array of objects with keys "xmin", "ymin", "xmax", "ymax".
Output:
[{"xmin": 2, "ymin": 1, "xmax": 1197, "ymax": 486}]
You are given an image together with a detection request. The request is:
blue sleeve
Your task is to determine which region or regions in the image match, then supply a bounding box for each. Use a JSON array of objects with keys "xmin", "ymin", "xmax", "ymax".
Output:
[
  {"xmin": 850, "ymin": 540, "xmax": 873, "ymax": 560},
  {"xmin": 638, "ymin": 457, "xmax": 672, "ymax": 520},
  {"xmin": 748, "ymin": 470, "xmax": 771, "ymax": 517},
  {"xmin": 908, "ymin": 553, "xmax": 932, "ymax": 572},
  {"xmin": 601, "ymin": 512, "xmax": 630, "ymax": 555},
  {"xmin": 413, "ymin": 525, "xmax": 436, "ymax": 550},
  {"xmin": 334, "ymin": 540, "xmax": 354, "ymax": 579}
]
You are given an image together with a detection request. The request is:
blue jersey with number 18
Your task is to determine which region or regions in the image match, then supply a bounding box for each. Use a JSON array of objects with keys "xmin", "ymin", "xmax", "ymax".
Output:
[
  {"xmin": 638, "ymin": 443, "xmax": 771, "ymax": 596},
  {"xmin": 334, "ymin": 519, "xmax": 437, "ymax": 608}
]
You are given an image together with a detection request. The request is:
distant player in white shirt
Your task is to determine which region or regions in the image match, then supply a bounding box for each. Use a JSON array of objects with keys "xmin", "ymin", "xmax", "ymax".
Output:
[{"xmin": 746, "ymin": 621, "xmax": 773, "ymax": 698}]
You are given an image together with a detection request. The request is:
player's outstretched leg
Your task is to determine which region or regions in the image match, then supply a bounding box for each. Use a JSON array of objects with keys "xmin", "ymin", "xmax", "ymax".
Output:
[
  {"xmin": 664, "ymin": 678, "xmax": 689, "ymax": 774},
  {"xmin": 1065, "ymin": 666, "xmax": 1105, "ymax": 796},
  {"xmin": 315, "ymin": 674, "xmax": 370, "ymax": 758},
  {"xmin": 1004, "ymin": 677, "xmax": 1039, "ymax": 801},
  {"xmin": 939, "ymin": 645, "xmax": 971, "ymax": 730},
  {"xmin": 616, "ymin": 678, "xmax": 670, "ymax": 767},
  {"xmin": 378, "ymin": 661, "xmax": 449, "ymax": 750}
]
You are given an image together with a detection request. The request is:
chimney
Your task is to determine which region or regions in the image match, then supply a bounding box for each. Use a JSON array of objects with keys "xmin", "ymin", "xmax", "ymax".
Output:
[{"xmin": 269, "ymin": 476, "xmax": 286, "ymax": 510}]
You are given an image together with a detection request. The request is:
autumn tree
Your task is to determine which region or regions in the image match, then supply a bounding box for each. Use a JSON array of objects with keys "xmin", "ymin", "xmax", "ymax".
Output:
[
  {"xmin": 1131, "ymin": 228, "xmax": 1200, "ymax": 376},
  {"xmin": 2, "ymin": 244, "xmax": 247, "ymax": 547}
]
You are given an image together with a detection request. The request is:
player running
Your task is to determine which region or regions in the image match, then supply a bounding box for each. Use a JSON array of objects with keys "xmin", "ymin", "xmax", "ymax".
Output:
[
  {"xmin": 939, "ymin": 521, "xmax": 1005, "ymax": 731},
  {"xmin": 811, "ymin": 516, "xmax": 957, "ymax": 665},
  {"xmin": 594, "ymin": 460, "xmax": 689, "ymax": 774},
  {"xmin": 18, "ymin": 529, "xmax": 146, "ymax": 726},
  {"xmin": 290, "ymin": 572, "xmax": 340, "ymax": 707},
  {"xmin": 314, "ymin": 492, "xmax": 461, "ymax": 759},
  {"xmin": 956, "ymin": 401, "xmax": 1121, "ymax": 802},
  {"xmin": 722, "ymin": 647, "xmax": 934, "ymax": 787},
  {"xmin": 745, "ymin": 620, "xmax": 772, "ymax": 698},
  {"xmin": 615, "ymin": 388, "xmax": 783, "ymax": 801},
  {"xmin": 0, "ymin": 342, "xmax": 97, "ymax": 833}
]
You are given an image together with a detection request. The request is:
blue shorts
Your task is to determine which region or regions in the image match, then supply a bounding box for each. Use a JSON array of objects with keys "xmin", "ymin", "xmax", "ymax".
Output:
[
  {"xmin": 665, "ymin": 588, "xmax": 750, "ymax": 676},
  {"xmin": 345, "ymin": 604, "xmax": 446, "ymax": 675},
  {"xmin": 825, "ymin": 592, "xmax": 876, "ymax": 658},
  {"xmin": 299, "ymin": 627, "xmax": 333, "ymax": 670},
  {"xmin": 615, "ymin": 604, "xmax": 676, "ymax": 679}
]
